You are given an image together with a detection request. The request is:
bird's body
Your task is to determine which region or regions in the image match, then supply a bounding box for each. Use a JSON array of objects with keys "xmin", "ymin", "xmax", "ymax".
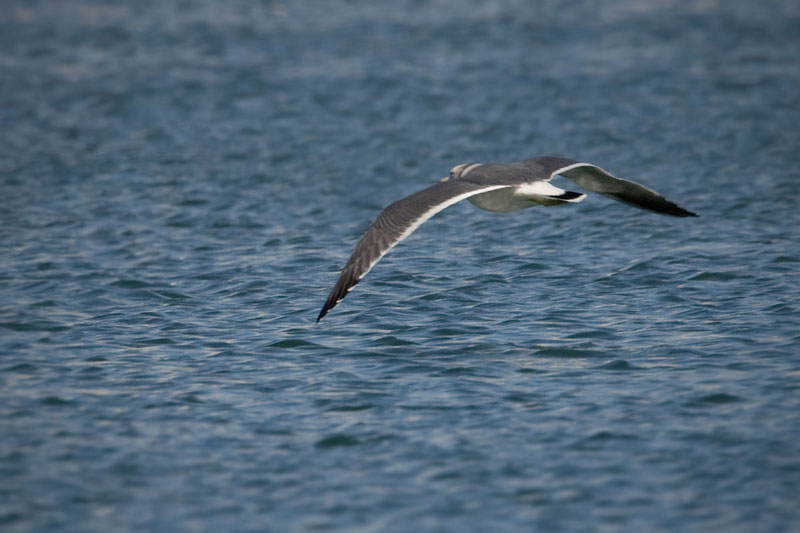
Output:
[
  {"xmin": 467, "ymin": 179, "xmax": 585, "ymax": 211},
  {"xmin": 317, "ymin": 156, "xmax": 696, "ymax": 321}
]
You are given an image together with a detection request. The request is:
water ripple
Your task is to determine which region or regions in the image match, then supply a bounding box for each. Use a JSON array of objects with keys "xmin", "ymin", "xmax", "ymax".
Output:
[{"xmin": 2, "ymin": 1, "xmax": 799, "ymax": 532}]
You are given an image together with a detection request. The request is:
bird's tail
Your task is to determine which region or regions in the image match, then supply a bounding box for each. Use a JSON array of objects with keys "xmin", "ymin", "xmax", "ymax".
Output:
[{"xmin": 520, "ymin": 181, "xmax": 586, "ymax": 206}]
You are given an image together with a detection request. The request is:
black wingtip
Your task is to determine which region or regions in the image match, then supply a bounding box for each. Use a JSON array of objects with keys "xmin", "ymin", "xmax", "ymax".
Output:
[
  {"xmin": 555, "ymin": 190, "xmax": 584, "ymax": 201},
  {"xmin": 317, "ymin": 293, "xmax": 341, "ymax": 322},
  {"xmin": 675, "ymin": 207, "xmax": 699, "ymax": 217}
]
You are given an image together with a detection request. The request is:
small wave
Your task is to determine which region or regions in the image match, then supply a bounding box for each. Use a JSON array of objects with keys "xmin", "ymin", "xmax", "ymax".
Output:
[
  {"xmin": 595, "ymin": 360, "xmax": 639, "ymax": 371},
  {"xmin": 40, "ymin": 396, "xmax": 71, "ymax": 406},
  {"xmin": 315, "ymin": 434, "xmax": 360, "ymax": 448},
  {"xmin": 1, "ymin": 320, "xmax": 69, "ymax": 333},
  {"xmin": 374, "ymin": 335, "xmax": 418, "ymax": 346},
  {"xmin": 268, "ymin": 339, "xmax": 323, "ymax": 349},
  {"xmin": 110, "ymin": 279, "xmax": 151, "ymax": 289},
  {"xmin": 688, "ymin": 271, "xmax": 744, "ymax": 282},
  {"xmin": 534, "ymin": 346, "xmax": 605, "ymax": 358},
  {"xmin": 687, "ymin": 392, "xmax": 743, "ymax": 406}
]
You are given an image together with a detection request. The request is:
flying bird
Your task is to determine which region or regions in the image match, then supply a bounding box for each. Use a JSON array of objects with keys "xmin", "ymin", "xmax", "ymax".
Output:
[{"xmin": 317, "ymin": 156, "xmax": 696, "ymax": 321}]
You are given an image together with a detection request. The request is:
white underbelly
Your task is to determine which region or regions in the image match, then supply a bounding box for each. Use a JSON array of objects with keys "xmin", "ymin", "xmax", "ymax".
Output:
[
  {"xmin": 468, "ymin": 188, "xmax": 533, "ymax": 213},
  {"xmin": 468, "ymin": 182, "xmax": 577, "ymax": 212}
]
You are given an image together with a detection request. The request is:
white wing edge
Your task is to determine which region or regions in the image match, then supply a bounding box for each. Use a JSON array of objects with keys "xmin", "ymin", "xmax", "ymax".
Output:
[{"xmin": 356, "ymin": 184, "xmax": 511, "ymax": 282}]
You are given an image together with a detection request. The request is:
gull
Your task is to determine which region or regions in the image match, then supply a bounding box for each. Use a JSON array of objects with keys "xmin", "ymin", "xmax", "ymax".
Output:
[{"xmin": 317, "ymin": 156, "xmax": 696, "ymax": 321}]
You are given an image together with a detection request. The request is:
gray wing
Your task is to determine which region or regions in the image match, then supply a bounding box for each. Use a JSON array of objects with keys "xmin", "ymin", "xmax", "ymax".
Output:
[
  {"xmin": 515, "ymin": 157, "xmax": 697, "ymax": 217},
  {"xmin": 317, "ymin": 179, "xmax": 511, "ymax": 321},
  {"xmin": 461, "ymin": 156, "xmax": 578, "ymax": 186}
]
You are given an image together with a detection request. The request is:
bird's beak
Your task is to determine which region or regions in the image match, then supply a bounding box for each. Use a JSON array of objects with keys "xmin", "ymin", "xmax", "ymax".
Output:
[{"xmin": 440, "ymin": 176, "xmax": 449, "ymax": 182}]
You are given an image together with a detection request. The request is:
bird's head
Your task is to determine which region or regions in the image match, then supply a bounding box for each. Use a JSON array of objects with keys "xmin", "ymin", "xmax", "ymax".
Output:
[{"xmin": 443, "ymin": 163, "xmax": 483, "ymax": 182}]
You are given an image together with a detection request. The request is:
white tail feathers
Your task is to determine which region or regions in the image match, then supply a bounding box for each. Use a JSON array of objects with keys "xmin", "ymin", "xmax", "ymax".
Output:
[{"xmin": 516, "ymin": 181, "xmax": 586, "ymax": 206}]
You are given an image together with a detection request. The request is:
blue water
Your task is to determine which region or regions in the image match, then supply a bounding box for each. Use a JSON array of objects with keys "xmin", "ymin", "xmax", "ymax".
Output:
[{"xmin": 2, "ymin": 0, "xmax": 800, "ymax": 531}]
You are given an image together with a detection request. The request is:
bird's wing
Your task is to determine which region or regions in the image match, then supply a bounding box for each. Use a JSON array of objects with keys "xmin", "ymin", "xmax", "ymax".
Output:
[
  {"xmin": 317, "ymin": 180, "xmax": 511, "ymax": 321},
  {"xmin": 469, "ymin": 157, "xmax": 696, "ymax": 217},
  {"xmin": 550, "ymin": 162, "xmax": 697, "ymax": 217},
  {"xmin": 513, "ymin": 157, "xmax": 695, "ymax": 216}
]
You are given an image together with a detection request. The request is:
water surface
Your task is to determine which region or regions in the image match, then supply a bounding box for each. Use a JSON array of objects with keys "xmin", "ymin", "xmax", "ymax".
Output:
[{"xmin": 2, "ymin": 0, "xmax": 799, "ymax": 531}]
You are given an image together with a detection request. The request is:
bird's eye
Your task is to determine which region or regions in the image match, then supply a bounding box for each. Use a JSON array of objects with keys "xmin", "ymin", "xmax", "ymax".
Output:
[{"xmin": 450, "ymin": 171, "xmax": 456, "ymax": 178}]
